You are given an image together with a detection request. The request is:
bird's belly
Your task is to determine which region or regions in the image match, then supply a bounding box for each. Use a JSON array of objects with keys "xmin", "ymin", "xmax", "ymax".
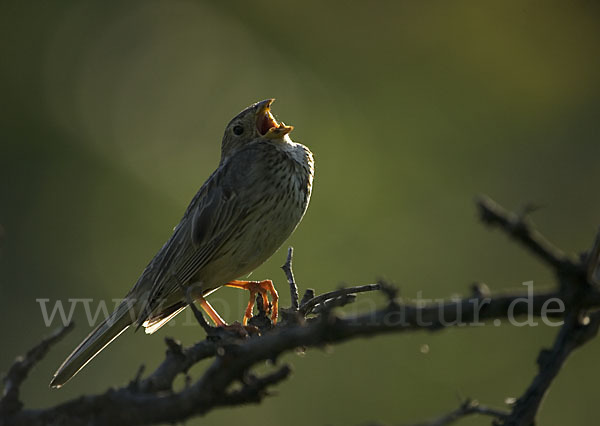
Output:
[
  {"xmin": 198, "ymin": 189, "xmax": 307, "ymax": 289},
  {"xmin": 234, "ymin": 210, "xmax": 300, "ymax": 274}
]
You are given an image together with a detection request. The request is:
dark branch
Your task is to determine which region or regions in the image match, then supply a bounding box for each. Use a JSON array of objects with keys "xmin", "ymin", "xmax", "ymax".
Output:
[
  {"xmin": 281, "ymin": 247, "xmax": 299, "ymax": 310},
  {"xmin": 0, "ymin": 323, "xmax": 74, "ymax": 417},
  {"xmin": 407, "ymin": 399, "xmax": 509, "ymax": 426},
  {"xmin": 500, "ymin": 311, "xmax": 600, "ymax": 425},
  {"xmin": 585, "ymin": 227, "xmax": 600, "ymax": 283},
  {"xmin": 475, "ymin": 196, "xmax": 600, "ymax": 425},
  {"xmin": 3, "ymin": 197, "xmax": 600, "ymax": 426},
  {"xmin": 299, "ymin": 283, "xmax": 381, "ymax": 316},
  {"xmin": 476, "ymin": 195, "xmax": 574, "ymax": 270},
  {"xmin": 218, "ymin": 364, "xmax": 292, "ymax": 407},
  {"xmin": 138, "ymin": 338, "xmax": 218, "ymax": 393}
]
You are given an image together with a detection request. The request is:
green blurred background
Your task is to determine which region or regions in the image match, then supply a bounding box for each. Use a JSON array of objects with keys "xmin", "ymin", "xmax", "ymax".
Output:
[{"xmin": 1, "ymin": 1, "xmax": 599, "ymax": 424}]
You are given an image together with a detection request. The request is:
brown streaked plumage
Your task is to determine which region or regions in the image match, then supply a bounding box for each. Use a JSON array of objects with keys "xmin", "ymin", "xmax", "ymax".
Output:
[{"xmin": 50, "ymin": 99, "xmax": 314, "ymax": 388}]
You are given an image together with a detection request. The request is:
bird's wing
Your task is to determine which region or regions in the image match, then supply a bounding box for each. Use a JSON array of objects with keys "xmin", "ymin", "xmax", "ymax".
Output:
[
  {"xmin": 174, "ymin": 180, "xmax": 245, "ymax": 285},
  {"xmin": 133, "ymin": 149, "xmax": 257, "ymax": 326}
]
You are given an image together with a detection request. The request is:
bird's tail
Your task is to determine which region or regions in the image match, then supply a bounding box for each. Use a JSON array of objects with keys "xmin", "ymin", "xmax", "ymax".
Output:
[{"xmin": 49, "ymin": 299, "xmax": 136, "ymax": 388}]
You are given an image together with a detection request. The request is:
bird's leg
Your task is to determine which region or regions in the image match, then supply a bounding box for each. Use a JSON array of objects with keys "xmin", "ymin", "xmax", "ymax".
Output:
[
  {"xmin": 197, "ymin": 294, "xmax": 259, "ymax": 338},
  {"xmin": 225, "ymin": 280, "xmax": 279, "ymax": 325},
  {"xmin": 197, "ymin": 295, "xmax": 227, "ymax": 327}
]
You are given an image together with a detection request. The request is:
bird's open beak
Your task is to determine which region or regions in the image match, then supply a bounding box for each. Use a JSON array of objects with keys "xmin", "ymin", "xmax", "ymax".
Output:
[{"xmin": 256, "ymin": 99, "xmax": 294, "ymax": 139}]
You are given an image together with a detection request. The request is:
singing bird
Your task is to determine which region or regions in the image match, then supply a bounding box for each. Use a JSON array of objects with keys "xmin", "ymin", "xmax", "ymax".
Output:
[{"xmin": 50, "ymin": 99, "xmax": 314, "ymax": 388}]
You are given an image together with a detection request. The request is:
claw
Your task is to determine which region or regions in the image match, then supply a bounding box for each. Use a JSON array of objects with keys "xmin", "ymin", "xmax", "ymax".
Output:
[{"xmin": 225, "ymin": 280, "xmax": 279, "ymax": 325}]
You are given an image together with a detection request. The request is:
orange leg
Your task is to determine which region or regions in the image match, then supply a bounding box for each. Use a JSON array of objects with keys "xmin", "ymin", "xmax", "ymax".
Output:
[
  {"xmin": 225, "ymin": 280, "xmax": 279, "ymax": 325},
  {"xmin": 198, "ymin": 295, "xmax": 227, "ymax": 327}
]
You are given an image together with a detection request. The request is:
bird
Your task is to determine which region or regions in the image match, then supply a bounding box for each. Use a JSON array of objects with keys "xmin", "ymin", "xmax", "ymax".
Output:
[{"xmin": 50, "ymin": 99, "xmax": 314, "ymax": 388}]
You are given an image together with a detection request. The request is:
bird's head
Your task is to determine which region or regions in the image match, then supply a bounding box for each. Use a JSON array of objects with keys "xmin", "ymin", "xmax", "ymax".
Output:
[{"xmin": 221, "ymin": 99, "xmax": 294, "ymax": 159}]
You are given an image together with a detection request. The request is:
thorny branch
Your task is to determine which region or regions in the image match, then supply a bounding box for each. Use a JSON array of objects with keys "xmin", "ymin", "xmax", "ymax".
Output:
[{"xmin": 2, "ymin": 196, "xmax": 600, "ymax": 426}]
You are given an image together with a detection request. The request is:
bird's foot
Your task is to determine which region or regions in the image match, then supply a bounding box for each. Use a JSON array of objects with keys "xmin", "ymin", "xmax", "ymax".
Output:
[{"xmin": 225, "ymin": 279, "xmax": 279, "ymax": 325}]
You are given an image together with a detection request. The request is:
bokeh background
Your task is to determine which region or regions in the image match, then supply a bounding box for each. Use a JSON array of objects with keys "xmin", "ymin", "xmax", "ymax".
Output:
[{"xmin": 1, "ymin": 1, "xmax": 600, "ymax": 425}]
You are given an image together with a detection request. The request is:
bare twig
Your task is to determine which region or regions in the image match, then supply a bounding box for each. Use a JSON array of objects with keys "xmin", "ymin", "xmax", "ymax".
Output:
[
  {"xmin": 299, "ymin": 283, "xmax": 381, "ymax": 315},
  {"xmin": 312, "ymin": 294, "xmax": 357, "ymax": 313},
  {"xmin": 281, "ymin": 247, "xmax": 299, "ymax": 310},
  {"xmin": 299, "ymin": 289, "xmax": 315, "ymax": 307},
  {"xmin": 477, "ymin": 195, "xmax": 574, "ymax": 270},
  {"xmin": 407, "ymin": 399, "xmax": 508, "ymax": 426},
  {"xmin": 0, "ymin": 322, "xmax": 74, "ymax": 416}
]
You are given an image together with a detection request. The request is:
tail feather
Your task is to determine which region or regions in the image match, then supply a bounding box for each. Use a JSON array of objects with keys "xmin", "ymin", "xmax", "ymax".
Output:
[
  {"xmin": 142, "ymin": 302, "xmax": 186, "ymax": 335},
  {"xmin": 49, "ymin": 301, "xmax": 134, "ymax": 388}
]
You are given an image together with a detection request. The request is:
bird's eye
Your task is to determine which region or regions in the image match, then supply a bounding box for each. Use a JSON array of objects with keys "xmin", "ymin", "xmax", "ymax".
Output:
[{"xmin": 233, "ymin": 125, "xmax": 244, "ymax": 136}]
